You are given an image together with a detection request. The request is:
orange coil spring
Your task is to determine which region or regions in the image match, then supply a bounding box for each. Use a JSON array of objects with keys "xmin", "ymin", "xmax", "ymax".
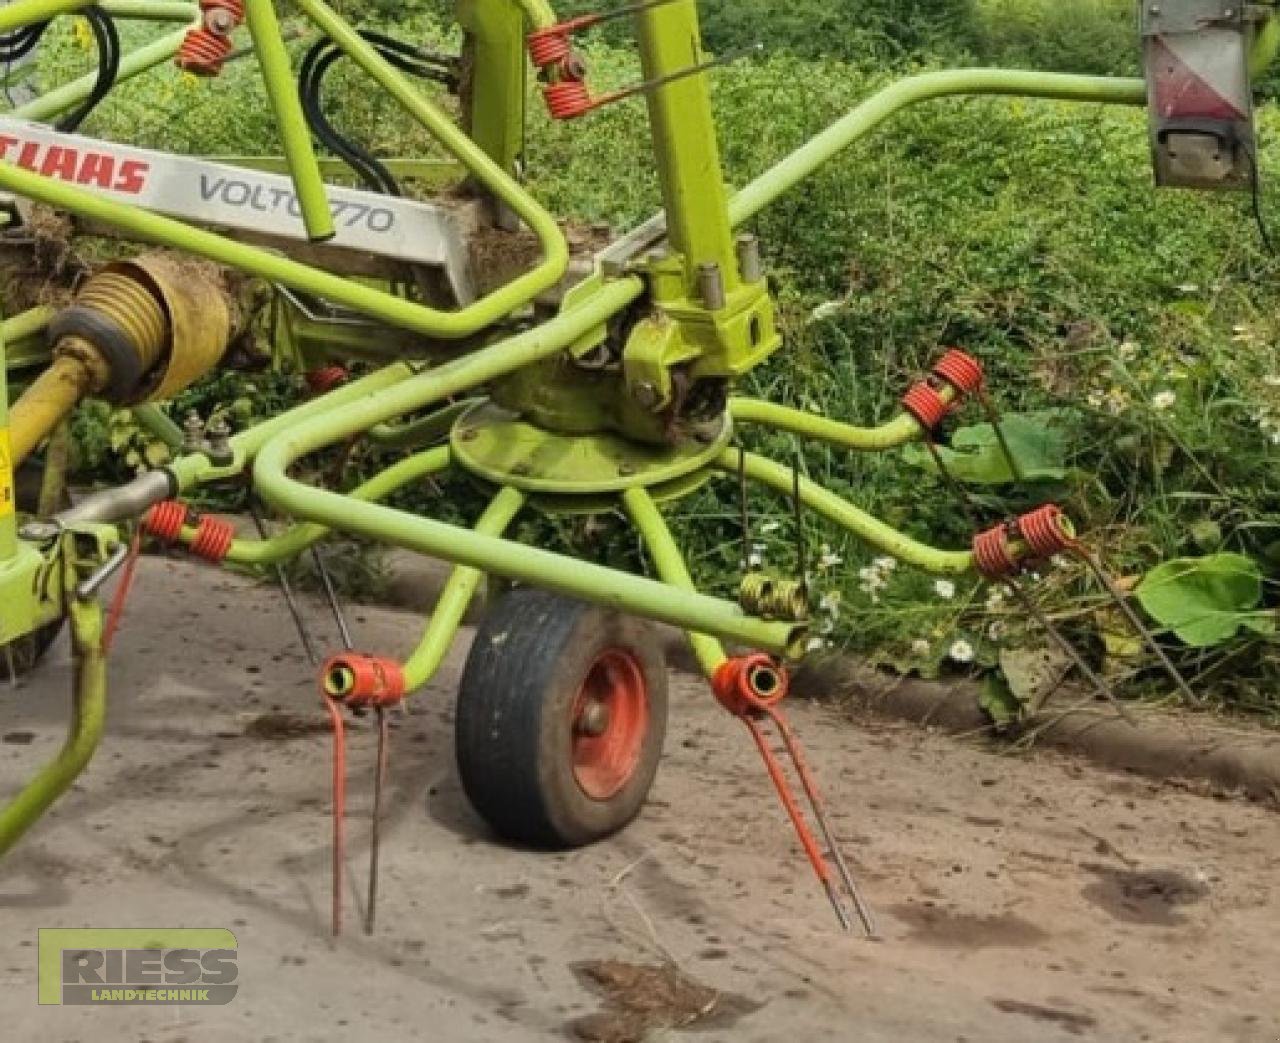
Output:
[
  {"xmin": 972, "ymin": 522, "xmax": 1017, "ymax": 580},
  {"xmin": 143, "ymin": 500, "xmax": 190, "ymax": 543},
  {"xmin": 543, "ymin": 79, "xmax": 599, "ymax": 120},
  {"xmin": 527, "ymin": 27, "xmax": 572, "ymax": 68},
  {"xmin": 1017, "ymin": 503, "xmax": 1074, "ymax": 560},
  {"xmin": 305, "ymin": 366, "xmax": 349, "ymax": 396},
  {"xmin": 177, "ymin": 28, "xmax": 233, "ymax": 75},
  {"xmin": 933, "ymin": 349, "xmax": 984, "ymax": 395},
  {"xmin": 190, "ymin": 515, "xmax": 235, "ymax": 563},
  {"xmin": 901, "ymin": 382, "xmax": 950, "ymax": 431}
]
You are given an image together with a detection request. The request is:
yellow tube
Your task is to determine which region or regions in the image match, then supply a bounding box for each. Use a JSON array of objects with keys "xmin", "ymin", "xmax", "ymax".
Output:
[{"xmin": 10, "ymin": 354, "xmax": 101, "ymax": 465}]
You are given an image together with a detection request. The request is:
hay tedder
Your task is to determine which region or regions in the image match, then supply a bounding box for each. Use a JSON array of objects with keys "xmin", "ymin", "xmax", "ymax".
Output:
[{"xmin": 0, "ymin": 0, "xmax": 1269, "ymax": 935}]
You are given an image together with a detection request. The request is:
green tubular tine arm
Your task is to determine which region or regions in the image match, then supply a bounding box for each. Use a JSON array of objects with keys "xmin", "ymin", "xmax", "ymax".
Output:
[
  {"xmin": 169, "ymin": 363, "xmax": 416, "ymax": 490},
  {"xmin": 189, "ymin": 446, "xmax": 454, "ymax": 565},
  {"xmin": 721, "ymin": 448, "xmax": 976, "ymax": 575},
  {"xmin": 367, "ymin": 401, "xmax": 475, "ymax": 450},
  {"xmin": 514, "ymin": 0, "xmax": 556, "ymax": 30},
  {"xmin": 0, "ymin": 0, "xmax": 94, "ymax": 33},
  {"xmin": 729, "ymin": 70, "xmax": 1147, "ymax": 227},
  {"xmin": 622, "ymin": 486, "xmax": 728, "ymax": 676},
  {"xmin": 99, "ymin": 1, "xmax": 198, "ymax": 21},
  {"xmin": 401, "ymin": 484, "xmax": 526, "ymax": 690},
  {"xmin": 245, "ymin": 0, "xmax": 336, "ymax": 243},
  {"xmin": 730, "ymin": 398, "xmax": 926, "ymax": 452},
  {"xmin": 15, "ymin": 25, "xmax": 195, "ymax": 123},
  {"xmin": 131, "ymin": 404, "xmax": 185, "ymax": 452},
  {"xmin": 2, "ymin": 304, "xmax": 55, "ymax": 345},
  {"xmin": 0, "ymin": 598, "xmax": 106, "ymax": 859}
]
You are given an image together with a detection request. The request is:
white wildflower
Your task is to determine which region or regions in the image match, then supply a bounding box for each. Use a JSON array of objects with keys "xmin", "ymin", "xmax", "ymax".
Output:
[
  {"xmin": 934, "ymin": 579, "xmax": 956, "ymax": 601},
  {"xmin": 806, "ymin": 637, "xmax": 829, "ymax": 653},
  {"xmin": 807, "ymin": 300, "xmax": 844, "ymax": 324},
  {"xmin": 759, "ymin": 520, "xmax": 782, "ymax": 534},
  {"xmin": 1152, "ymin": 390, "xmax": 1177, "ymax": 411},
  {"xmin": 819, "ymin": 548, "xmax": 843, "ymax": 569},
  {"xmin": 747, "ymin": 551, "xmax": 763, "ymax": 569},
  {"xmin": 819, "ymin": 591, "xmax": 842, "ymax": 616},
  {"xmin": 910, "ymin": 639, "xmax": 931, "ymax": 656},
  {"xmin": 873, "ymin": 555, "xmax": 898, "ymax": 572},
  {"xmin": 1118, "ymin": 340, "xmax": 1138, "ymax": 361},
  {"xmin": 948, "ymin": 639, "xmax": 975, "ymax": 664}
]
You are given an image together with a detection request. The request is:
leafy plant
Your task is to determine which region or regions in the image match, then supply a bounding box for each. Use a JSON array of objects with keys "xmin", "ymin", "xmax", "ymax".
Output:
[{"xmin": 1135, "ymin": 554, "xmax": 1276, "ymax": 647}]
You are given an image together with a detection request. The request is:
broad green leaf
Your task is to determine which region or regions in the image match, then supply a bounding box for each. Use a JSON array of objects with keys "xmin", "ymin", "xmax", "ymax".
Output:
[
  {"xmin": 1135, "ymin": 553, "xmax": 1276, "ymax": 647},
  {"xmin": 903, "ymin": 411, "xmax": 1067, "ymax": 485},
  {"xmin": 979, "ymin": 672, "xmax": 1025, "ymax": 729}
]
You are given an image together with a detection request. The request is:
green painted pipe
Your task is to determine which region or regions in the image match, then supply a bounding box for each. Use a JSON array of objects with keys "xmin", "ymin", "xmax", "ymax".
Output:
[
  {"xmin": 722, "ymin": 448, "xmax": 975, "ymax": 575},
  {"xmin": 2, "ymin": 304, "xmax": 55, "ymax": 345},
  {"xmin": 201, "ymin": 445, "xmax": 454, "ymax": 565},
  {"xmin": 131, "ymin": 404, "xmax": 184, "ymax": 452},
  {"xmin": 0, "ymin": 0, "xmax": 93, "ymax": 34},
  {"xmin": 249, "ymin": 281, "xmax": 801, "ymax": 655},
  {"xmin": 0, "ymin": 597, "xmax": 105, "ymax": 859},
  {"xmin": 1251, "ymin": 15, "xmax": 1280, "ymax": 80},
  {"xmin": 731, "ymin": 397, "xmax": 926, "ymax": 452},
  {"xmin": 401, "ymin": 484, "xmax": 525, "ymax": 689},
  {"xmin": 730, "ymin": 70, "xmax": 1147, "ymax": 227},
  {"xmin": 367, "ymin": 400, "xmax": 474, "ymax": 450},
  {"xmin": 100, "ymin": 1, "xmax": 197, "ymax": 20},
  {"xmin": 15, "ymin": 25, "xmax": 193, "ymax": 123},
  {"xmin": 245, "ymin": 0, "xmax": 336, "ymax": 243},
  {"xmin": 169, "ymin": 363, "xmax": 416, "ymax": 490},
  {"xmin": 623, "ymin": 485, "xmax": 728, "ymax": 674},
  {"xmin": 293, "ymin": 0, "xmax": 569, "ymax": 322}
]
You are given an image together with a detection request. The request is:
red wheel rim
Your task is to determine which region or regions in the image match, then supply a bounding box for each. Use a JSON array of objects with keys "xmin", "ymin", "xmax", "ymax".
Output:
[{"xmin": 571, "ymin": 649, "xmax": 649, "ymax": 801}]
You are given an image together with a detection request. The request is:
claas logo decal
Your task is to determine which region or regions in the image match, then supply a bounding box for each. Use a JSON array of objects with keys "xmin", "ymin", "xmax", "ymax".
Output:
[{"xmin": 0, "ymin": 134, "xmax": 149, "ymax": 194}]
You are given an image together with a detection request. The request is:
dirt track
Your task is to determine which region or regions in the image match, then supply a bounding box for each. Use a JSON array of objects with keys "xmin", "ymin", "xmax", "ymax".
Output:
[{"xmin": 0, "ymin": 558, "xmax": 1277, "ymax": 1042}]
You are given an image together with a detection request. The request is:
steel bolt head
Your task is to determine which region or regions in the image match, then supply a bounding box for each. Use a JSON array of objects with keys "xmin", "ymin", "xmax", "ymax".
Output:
[{"xmin": 19, "ymin": 521, "xmax": 60, "ymax": 542}]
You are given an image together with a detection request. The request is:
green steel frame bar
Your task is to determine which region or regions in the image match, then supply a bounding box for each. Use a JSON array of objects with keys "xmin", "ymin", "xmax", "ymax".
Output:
[
  {"xmin": 730, "ymin": 70, "xmax": 1148, "ymax": 227},
  {"xmin": 0, "ymin": 0, "xmax": 93, "ymax": 34},
  {"xmin": 731, "ymin": 397, "xmax": 928, "ymax": 453},
  {"xmin": 0, "ymin": 597, "xmax": 105, "ymax": 858},
  {"xmin": 189, "ymin": 445, "xmax": 454, "ymax": 565},
  {"xmin": 366, "ymin": 400, "xmax": 474, "ymax": 450},
  {"xmin": 0, "ymin": 306, "xmax": 14, "ymax": 560},
  {"xmin": 246, "ymin": 0, "xmax": 335, "ymax": 242},
  {"xmin": 721, "ymin": 448, "xmax": 975, "ymax": 575},
  {"xmin": 622, "ymin": 485, "xmax": 727, "ymax": 676},
  {"xmin": 99, "ymin": 1, "xmax": 197, "ymax": 20},
  {"xmin": 401, "ymin": 483, "xmax": 525, "ymax": 689}
]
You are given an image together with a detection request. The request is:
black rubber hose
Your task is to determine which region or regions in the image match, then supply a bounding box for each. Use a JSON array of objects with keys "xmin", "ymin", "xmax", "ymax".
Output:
[
  {"xmin": 55, "ymin": 6, "xmax": 119, "ymax": 133},
  {"xmin": 300, "ymin": 39, "xmax": 400, "ymax": 196}
]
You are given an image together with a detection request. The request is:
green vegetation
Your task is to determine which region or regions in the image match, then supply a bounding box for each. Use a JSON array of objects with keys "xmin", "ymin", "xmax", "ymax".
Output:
[{"xmin": 36, "ymin": 1, "xmax": 1280, "ymax": 718}]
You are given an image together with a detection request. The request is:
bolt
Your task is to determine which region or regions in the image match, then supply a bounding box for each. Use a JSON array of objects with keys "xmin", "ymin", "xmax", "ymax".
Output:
[
  {"xmin": 736, "ymin": 234, "xmax": 763, "ymax": 283},
  {"xmin": 206, "ymin": 415, "xmax": 233, "ymax": 464},
  {"xmin": 698, "ymin": 261, "xmax": 727, "ymax": 311},
  {"xmin": 182, "ymin": 410, "xmax": 205, "ymax": 455},
  {"xmin": 19, "ymin": 521, "xmax": 60, "ymax": 542},
  {"xmin": 575, "ymin": 699, "xmax": 610, "ymax": 737},
  {"xmin": 633, "ymin": 382, "xmax": 661, "ymax": 410}
]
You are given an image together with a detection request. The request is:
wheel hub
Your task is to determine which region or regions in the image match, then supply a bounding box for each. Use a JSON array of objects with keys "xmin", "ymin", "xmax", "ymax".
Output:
[{"xmin": 571, "ymin": 649, "xmax": 649, "ymax": 801}]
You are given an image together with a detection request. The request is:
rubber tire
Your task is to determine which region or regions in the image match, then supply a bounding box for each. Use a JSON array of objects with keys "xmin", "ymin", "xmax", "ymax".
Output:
[
  {"xmin": 455, "ymin": 588, "xmax": 669, "ymax": 849},
  {"xmin": 0, "ymin": 462, "xmax": 67, "ymax": 681}
]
